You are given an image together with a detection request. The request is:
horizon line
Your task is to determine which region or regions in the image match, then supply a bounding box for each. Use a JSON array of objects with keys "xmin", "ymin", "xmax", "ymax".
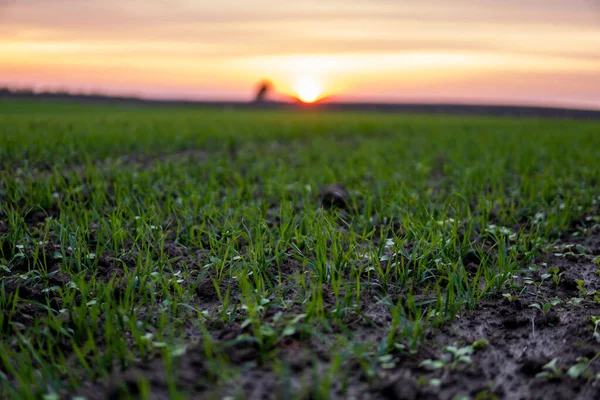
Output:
[
  {"xmin": 2, "ymin": 86, "xmax": 600, "ymax": 113},
  {"xmin": 2, "ymin": 88, "xmax": 600, "ymax": 120}
]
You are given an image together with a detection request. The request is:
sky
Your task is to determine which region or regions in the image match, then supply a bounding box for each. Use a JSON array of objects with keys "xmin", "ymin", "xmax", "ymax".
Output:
[{"xmin": 1, "ymin": 0, "xmax": 600, "ymax": 108}]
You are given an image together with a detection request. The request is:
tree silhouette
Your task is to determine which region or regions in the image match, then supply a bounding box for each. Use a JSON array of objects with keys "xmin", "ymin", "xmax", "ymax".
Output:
[{"xmin": 254, "ymin": 80, "xmax": 272, "ymax": 103}]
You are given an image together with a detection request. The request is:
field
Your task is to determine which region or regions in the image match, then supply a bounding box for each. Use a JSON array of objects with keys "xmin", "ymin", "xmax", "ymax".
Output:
[{"xmin": 1, "ymin": 99, "xmax": 599, "ymax": 399}]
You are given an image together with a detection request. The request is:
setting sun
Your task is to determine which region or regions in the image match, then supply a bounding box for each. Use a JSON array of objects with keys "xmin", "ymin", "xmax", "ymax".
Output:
[{"xmin": 294, "ymin": 78, "xmax": 323, "ymax": 103}]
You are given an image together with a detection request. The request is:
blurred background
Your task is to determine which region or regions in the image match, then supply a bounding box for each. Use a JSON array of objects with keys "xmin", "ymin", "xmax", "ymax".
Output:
[{"xmin": 1, "ymin": 0, "xmax": 599, "ymax": 108}]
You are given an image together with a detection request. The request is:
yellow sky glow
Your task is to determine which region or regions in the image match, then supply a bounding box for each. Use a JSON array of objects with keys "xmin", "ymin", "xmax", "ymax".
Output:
[{"xmin": 1, "ymin": 0, "xmax": 599, "ymax": 108}]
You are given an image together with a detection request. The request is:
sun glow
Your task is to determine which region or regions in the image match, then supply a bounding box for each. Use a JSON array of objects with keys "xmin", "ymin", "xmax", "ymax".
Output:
[{"xmin": 294, "ymin": 77, "xmax": 322, "ymax": 103}]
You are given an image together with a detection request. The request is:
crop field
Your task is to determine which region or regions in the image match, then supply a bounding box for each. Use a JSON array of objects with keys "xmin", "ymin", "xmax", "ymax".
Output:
[{"xmin": 1, "ymin": 100, "xmax": 599, "ymax": 400}]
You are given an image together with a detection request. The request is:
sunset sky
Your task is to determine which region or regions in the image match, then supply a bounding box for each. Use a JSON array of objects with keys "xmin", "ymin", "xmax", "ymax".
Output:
[{"xmin": 1, "ymin": 0, "xmax": 599, "ymax": 108}]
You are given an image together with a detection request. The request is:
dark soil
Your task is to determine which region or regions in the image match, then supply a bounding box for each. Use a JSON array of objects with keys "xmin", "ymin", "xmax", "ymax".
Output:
[{"xmin": 68, "ymin": 228, "xmax": 600, "ymax": 400}]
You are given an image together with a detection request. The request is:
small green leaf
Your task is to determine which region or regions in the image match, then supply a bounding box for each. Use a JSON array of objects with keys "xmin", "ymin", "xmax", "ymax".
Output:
[
  {"xmin": 393, "ymin": 343, "xmax": 406, "ymax": 351},
  {"xmin": 551, "ymin": 298, "xmax": 561, "ymax": 306},
  {"xmin": 290, "ymin": 314, "xmax": 307, "ymax": 324},
  {"xmin": 282, "ymin": 326, "xmax": 296, "ymax": 336},
  {"xmin": 542, "ymin": 358, "xmax": 560, "ymax": 373},
  {"xmin": 378, "ymin": 354, "xmax": 393, "ymax": 363},
  {"xmin": 419, "ymin": 359, "xmax": 445, "ymax": 370},
  {"xmin": 547, "ymin": 267, "xmax": 560, "ymax": 275},
  {"xmin": 472, "ymin": 338, "xmax": 489, "ymax": 350},
  {"xmin": 454, "ymin": 346, "xmax": 474, "ymax": 357},
  {"xmin": 170, "ymin": 345, "xmax": 187, "ymax": 357},
  {"xmin": 241, "ymin": 318, "xmax": 253, "ymax": 328},
  {"xmin": 457, "ymin": 355, "xmax": 473, "ymax": 365},
  {"xmin": 272, "ymin": 311, "xmax": 283, "ymax": 322},
  {"xmin": 567, "ymin": 363, "xmax": 588, "ymax": 378},
  {"xmin": 429, "ymin": 378, "xmax": 442, "ymax": 387},
  {"xmin": 260, "ymin": 325, "xmax": 275, "ymax": 336}
]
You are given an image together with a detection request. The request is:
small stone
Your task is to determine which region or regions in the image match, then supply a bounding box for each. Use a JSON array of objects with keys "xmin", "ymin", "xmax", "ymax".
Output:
[{"xmin": 318, "ymin": 184, "xmax": 349, "ymax": 210}]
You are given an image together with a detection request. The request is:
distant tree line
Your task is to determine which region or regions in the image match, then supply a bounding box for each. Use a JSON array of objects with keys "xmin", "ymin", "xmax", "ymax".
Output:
[
  {"xmin": 0, "ymin": 86, "xmax": 290, "ymax": 110},
  {"xmin": 0, "ymin": 86, "xmax": 115, "ymax": 99}
]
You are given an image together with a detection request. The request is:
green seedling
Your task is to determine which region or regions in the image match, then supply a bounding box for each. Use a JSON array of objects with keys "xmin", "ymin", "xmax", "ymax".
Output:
[
  {"xmin": 546, "ymin": 267, "xmax": 562, "ymax": 286},
  {"xmin": 590, "ymin": 316, "xmax": 600, "ymax": 342},
  {"xmin": 536, "ymin": 358, "xmax": 562, "ymax": 380},
  {"xmin": 567, "ymin": 353, "xmax": 600, "ymax": 379},
  {"xmin": 529, "ymin": 297, "xmax": 561, "ymax": 315},
  {"xmin": 576, "ymin": 279, "xmax": 597, "ymax": 297},
  {"xmin": 502, "ymin": 293, "xmax": 518, "ymax": 302},
  {"xmin": 420, "ymin": 340, "xmax": 487, "ymax": 371},
  {"xmin": 567, "ymin": 297, "xmax": 585, "ymax": 306}
]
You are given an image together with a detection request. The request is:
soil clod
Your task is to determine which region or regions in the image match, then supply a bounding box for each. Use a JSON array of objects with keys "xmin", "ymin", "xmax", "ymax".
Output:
[{"xmin": 318, "ymin": 184, "xmax": 350, "ymax": 210}]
